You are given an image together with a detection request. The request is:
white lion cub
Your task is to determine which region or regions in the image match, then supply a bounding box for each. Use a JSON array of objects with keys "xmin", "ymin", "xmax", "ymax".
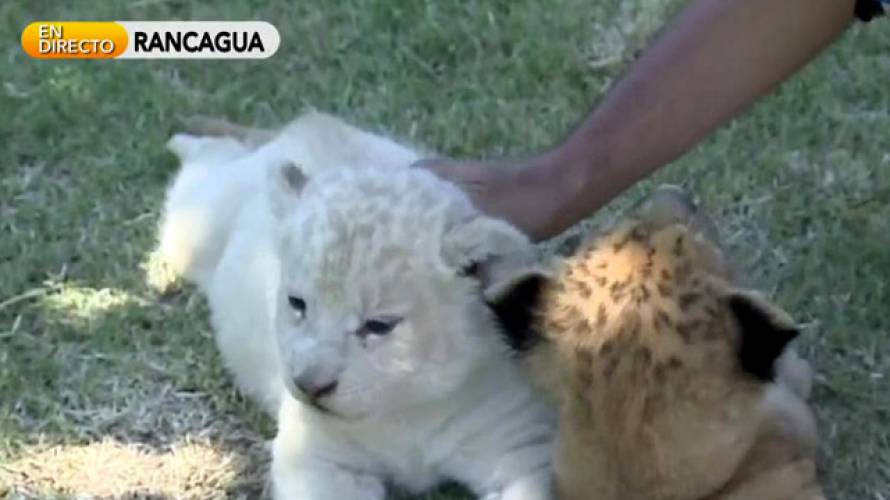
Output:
[{"xmin": 157, "ymin": 112, "xmax": 554, "ymax": 499}]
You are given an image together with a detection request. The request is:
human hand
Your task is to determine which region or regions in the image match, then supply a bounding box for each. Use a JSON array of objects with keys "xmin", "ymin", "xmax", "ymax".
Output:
[{"xmin": 413, "ymin": 156, "xmax": 567, "ymax": 242}]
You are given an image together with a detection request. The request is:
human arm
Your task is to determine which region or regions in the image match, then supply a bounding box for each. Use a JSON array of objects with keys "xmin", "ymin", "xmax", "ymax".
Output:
[{"xmin": 421, "ymin": 0, "xmax": 858, "ymax": 241}]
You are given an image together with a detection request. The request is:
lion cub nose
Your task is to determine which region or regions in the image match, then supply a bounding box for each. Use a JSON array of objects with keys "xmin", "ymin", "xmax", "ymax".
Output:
[{"xmin": 294, "ymin": 368, "xmax": 339, "ymax": 400}]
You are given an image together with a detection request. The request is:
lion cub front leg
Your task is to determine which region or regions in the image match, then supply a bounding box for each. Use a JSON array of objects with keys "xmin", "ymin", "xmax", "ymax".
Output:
[
  {"xmin": 270, "ymin": 454, "xmax": 385, "ymax": 500},
  {"xmin": 271, "ymin": 399, "xmax": 385, "ymax": 500},
  {"xmin": 707, "ymin": 458, "xmax": 824, "ymax": 500},
  {"xmin": 483, "ymin": 467, "xmax": 552, "ymax": 500}
]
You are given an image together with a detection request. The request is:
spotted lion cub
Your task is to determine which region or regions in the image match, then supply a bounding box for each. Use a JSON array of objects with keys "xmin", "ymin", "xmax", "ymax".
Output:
[{"xmin": 489, "ymin": 187, "xmax": 824, "ymax": 500}]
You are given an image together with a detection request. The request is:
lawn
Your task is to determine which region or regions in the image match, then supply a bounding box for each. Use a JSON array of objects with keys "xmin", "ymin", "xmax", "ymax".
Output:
[{"xmin": 0, "ymin": 0, "xmax": 888, "ymax": 498}]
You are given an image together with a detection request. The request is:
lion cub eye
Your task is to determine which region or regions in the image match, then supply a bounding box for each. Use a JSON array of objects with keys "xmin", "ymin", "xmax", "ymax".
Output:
[
  {"xmin": 288, "ymin": 296, "xmax": 307, "ymax": 318},
  {"xmin": 360, "ymin": 317, "xmax": 402, "ymax": 337}
]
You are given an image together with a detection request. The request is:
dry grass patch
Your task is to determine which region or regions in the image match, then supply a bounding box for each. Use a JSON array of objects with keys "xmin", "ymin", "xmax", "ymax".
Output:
[{"xmin": 2, "ymin": 438, "xmax": 266, "ymax": 499}]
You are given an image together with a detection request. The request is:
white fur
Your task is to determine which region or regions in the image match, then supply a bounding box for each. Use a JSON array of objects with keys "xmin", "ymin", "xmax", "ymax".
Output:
[{"xmin": 157, "ymin": 112, "xmax": 554, "ymax": 499}]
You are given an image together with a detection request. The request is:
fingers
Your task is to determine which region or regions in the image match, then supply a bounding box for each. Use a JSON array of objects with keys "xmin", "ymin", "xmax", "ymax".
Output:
[
  {"xmin": 410, "ymin": 157, "xmax": 494, "ymax": 193},
  {"xmin": 409, "ymin": 157, "xmax": 550, "ymax": 240},
  {"xmin": 410, "ymin": 156, "xmax": 460, "ymax": 172},
  {"xmin": 410, "ymin": 157, "xmax": 447, "ymax": 168}
]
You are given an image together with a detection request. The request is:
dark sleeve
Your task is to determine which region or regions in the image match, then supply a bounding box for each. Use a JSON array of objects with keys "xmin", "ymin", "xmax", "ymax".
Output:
[{"xmin": 855, "ymin": 0, "xmax": 886, "ymax": 21}]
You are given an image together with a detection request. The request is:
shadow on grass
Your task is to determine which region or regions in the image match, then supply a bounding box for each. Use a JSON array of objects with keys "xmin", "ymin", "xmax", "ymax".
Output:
[
  {"xmin": 0, "ymin": 275, "xmax": 476, "ymax": 499},
  {"xmin": 0, "ymin": 279, "xmax": 272, "ymax": 498}
]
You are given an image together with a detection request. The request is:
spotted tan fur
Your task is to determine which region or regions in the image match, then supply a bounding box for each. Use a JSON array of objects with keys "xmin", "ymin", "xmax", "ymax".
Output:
[{"xmin": 498, "ymin": 187, "xmax": 825, "ymax": 500}]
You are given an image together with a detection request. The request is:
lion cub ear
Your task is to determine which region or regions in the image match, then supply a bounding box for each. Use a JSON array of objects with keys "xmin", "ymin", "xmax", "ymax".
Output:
[
  {"xmin": 441, "ymin": 215, "xmax": 546, "ymax": 351},
  {"xmin": 268, "ymin": 160, "xmax": 307, "ymax": 218},
  {"xmin": 485, "ymin": 269, "xmax": 551, "ymax": 353},
  {"xmin": 441, "ymin": 215, "xmax": 536, "ymax": 286},
  {"xmin": 727, "ymin": 291, "xmax": 800, "ymax": 382}
]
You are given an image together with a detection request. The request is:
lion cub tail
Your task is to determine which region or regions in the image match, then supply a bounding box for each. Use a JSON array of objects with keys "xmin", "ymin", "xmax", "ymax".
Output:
[{"xmin": 154, "ymin": 127, "xmax": 262, "ymax": 290}]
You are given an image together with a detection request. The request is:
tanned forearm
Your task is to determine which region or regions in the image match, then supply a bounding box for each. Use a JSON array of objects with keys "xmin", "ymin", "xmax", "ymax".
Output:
[{"xmin": 537, "ymin": 0, "xmax": 856, "ymax": 237}]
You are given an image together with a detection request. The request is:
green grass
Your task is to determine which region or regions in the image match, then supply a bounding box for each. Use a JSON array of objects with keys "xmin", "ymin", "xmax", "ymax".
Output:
[{"xmin": 0, "ymin": 0, "xmax": 888, "ymax": 498}]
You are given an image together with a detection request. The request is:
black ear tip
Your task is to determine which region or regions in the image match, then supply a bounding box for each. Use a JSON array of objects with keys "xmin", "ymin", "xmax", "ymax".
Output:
[
  {"xmin": 780, "ymin": 326, "xmax": 800, "ymax": 342},
  {"xmin": 729, "ymin": 294, "xmax": 799, "ymax": 382},
  {"xmin": 487, "ymin": 274, "xmax": 548, "ymax": 353}
]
